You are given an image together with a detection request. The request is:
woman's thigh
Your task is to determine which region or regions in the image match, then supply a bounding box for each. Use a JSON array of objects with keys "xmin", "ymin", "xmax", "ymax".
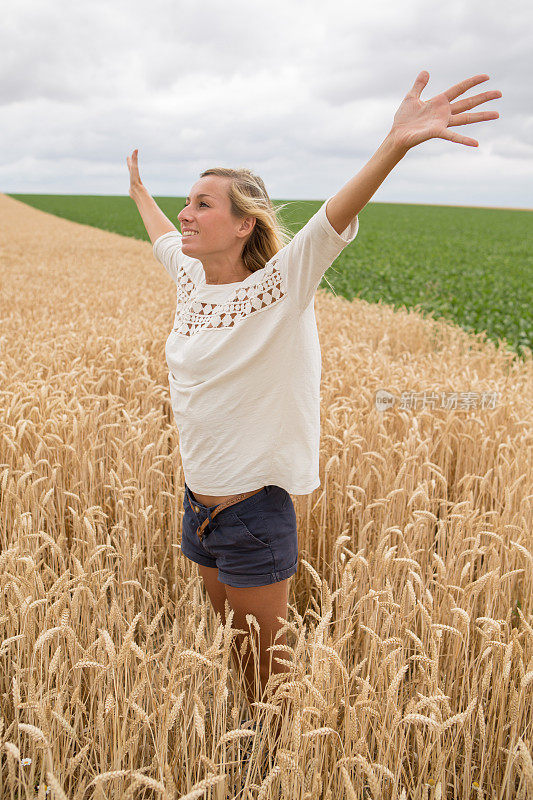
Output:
[
  {"xmin": 198, "ymin": 564, "xmax": 228, "ymax": 623},
  {"xmin": 224, "ymin": 577, "xmax": 290, "ymax": 672}
]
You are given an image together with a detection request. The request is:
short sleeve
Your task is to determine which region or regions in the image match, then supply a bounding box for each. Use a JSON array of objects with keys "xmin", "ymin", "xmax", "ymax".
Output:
[
  {"xmin": 153, "ymin": 230, "xmax": 188, "ymax": 284},
  {"xmin": 275, "ymin": 196, "xmax": 359, "ymax": 313}
]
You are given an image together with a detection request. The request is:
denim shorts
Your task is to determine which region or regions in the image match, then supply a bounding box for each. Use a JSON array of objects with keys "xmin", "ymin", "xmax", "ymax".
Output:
[{"xmin": 180, "ymin": 482, "xmax": 298, "ymax": 588}]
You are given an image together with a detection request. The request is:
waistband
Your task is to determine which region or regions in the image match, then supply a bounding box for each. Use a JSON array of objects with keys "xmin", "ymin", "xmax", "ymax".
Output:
[{"xmin": 184, "ymin": 482, "xmax": 270, "ymax": 514}]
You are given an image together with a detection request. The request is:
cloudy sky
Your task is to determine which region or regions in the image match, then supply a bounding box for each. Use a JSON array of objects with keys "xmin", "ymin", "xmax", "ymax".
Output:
[{"xmin": 2, "ymin": 0, "xmax": 532, "ymax": 208}]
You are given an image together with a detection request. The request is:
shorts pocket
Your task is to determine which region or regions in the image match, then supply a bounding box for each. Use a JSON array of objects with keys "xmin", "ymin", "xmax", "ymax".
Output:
[{"xmin": 228, "ymin": 509, "xmax": 271, "ymax": 549}]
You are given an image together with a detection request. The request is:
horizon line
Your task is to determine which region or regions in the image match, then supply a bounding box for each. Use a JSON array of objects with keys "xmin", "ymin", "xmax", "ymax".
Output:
[{"xmin": 2, "ymin": 192, "xmax": 532, "ymax": 212}]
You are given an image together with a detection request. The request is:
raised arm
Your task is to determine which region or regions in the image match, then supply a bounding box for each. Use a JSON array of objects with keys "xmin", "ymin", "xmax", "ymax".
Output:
[
  {"xmin": 127, "ymin": 149, "xmax": 177, "ymax": 244},
  {"xmin": 326, "ymin": 71, "xmax": 502, "ymax": 234}
]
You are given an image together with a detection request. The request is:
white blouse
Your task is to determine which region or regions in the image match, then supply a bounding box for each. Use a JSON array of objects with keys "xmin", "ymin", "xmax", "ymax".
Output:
[{"xmin": 153, "ymin": 196, "xmax": 359, "ymax": 496}]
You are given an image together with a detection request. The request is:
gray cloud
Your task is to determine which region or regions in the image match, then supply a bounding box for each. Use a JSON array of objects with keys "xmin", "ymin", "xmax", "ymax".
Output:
[{"xmin": 1, "ymin": 0, "xmax": 531, "ymax": 207}]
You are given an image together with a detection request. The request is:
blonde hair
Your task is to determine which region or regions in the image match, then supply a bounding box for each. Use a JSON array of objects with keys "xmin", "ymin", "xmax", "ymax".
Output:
[{"xmin": 199, "ymin": 166, "xmax": 294, "ymax": 275}]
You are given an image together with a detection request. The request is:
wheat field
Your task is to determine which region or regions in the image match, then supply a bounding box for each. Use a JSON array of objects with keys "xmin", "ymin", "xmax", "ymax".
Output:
[{"xmin": 1, "ymin": 192, "xmax": 532, "ymax": 800}]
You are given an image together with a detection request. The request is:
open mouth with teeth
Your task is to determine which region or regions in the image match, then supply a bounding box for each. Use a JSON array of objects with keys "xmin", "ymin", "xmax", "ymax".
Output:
[{"xmin": 182, "ymin": 231, "xmax": 199, "ymax": 237}]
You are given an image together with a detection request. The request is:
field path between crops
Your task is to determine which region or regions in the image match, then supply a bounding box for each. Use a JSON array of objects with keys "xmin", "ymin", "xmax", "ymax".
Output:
[{"xmin": 1, "ymin": 191, "xmax": 531, "ymax": 416}]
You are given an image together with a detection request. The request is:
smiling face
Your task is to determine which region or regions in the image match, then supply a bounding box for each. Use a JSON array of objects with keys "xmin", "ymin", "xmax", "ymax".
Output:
[{"xmin": 177, "ymin": 175, "xmax": 253, "ymax": 258}]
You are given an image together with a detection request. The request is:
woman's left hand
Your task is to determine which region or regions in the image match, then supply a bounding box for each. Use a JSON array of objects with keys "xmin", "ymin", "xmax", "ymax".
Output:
[{"xmin": 389, "ymin": 71, "xmax": 502, "ymax": 152}]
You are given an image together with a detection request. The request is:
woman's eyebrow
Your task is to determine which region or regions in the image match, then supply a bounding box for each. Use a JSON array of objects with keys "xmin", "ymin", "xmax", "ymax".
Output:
[{"xmin": 185, "ymin": 193, "xmax": 215, "ymax": 201}]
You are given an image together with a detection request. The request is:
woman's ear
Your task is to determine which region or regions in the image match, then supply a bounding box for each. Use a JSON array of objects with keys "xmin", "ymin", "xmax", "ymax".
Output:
[{"xmin": 238, "ymin": 216, "xmax": 256, "ymax": 237}]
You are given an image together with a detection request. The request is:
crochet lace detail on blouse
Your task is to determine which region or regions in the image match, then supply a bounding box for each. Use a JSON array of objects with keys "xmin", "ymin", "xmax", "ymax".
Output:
[{"xmin": 172, "ymin": 258, "xmax": 285, "ymax": 336}]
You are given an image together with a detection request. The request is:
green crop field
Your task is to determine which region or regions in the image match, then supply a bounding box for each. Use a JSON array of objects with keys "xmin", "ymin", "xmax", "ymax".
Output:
[{"xmin": 8, "ymin": 193, "xmax": 532, "ymax": 358}]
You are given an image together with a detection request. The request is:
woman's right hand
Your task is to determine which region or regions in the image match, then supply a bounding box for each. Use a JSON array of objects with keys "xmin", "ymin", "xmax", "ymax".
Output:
[{"xmin": 127, "ymin": 149, "xmax": 143, "ymax": 197}]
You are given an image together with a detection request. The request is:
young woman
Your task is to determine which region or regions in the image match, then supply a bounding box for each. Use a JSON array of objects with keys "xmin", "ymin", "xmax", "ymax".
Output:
[{"xmin": 127, "ymin": 71, "xmax": 501, "ymax": 719}]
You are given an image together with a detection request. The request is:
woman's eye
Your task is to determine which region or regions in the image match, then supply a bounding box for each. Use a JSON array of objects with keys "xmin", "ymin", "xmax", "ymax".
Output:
[{"xmin": 182, "ymin": 201, "xmax": 208, "ymax": 208}]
